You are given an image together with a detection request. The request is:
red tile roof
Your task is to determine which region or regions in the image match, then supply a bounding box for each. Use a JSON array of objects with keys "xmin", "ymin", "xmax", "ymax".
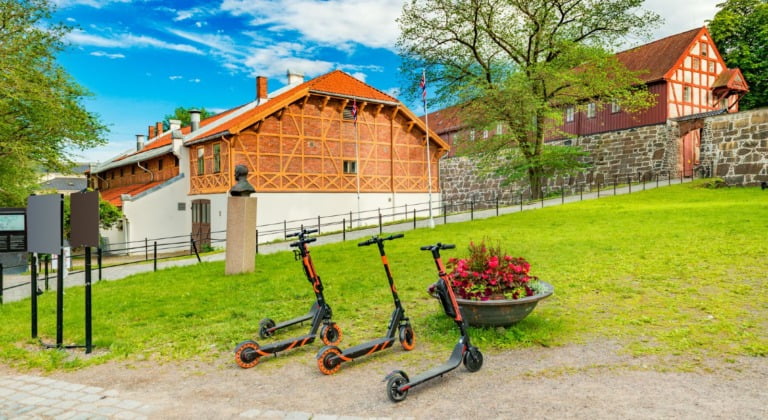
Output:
[
  {"xmin": 615, "ymin": 27, "xmax": 703, "ymax": 83},
  {"xmin": 99, "ymin": 180, "xmax": 164, "ymax": 207},
  {"xmin": 713, "ymin": 68, "xmax": 749, "ymax": 92}
]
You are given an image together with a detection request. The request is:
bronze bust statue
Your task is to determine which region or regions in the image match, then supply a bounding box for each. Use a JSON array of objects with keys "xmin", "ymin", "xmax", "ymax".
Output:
[{"xmin": 230, "ymin": 164, "xmax": 255, "ymax": 196}]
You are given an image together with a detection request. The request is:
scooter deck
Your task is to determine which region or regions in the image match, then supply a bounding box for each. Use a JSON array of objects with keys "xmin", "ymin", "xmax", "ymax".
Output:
[
  {"xmin": 338, "ymin": 336, "xmax": 395, "ymax": 361},
  {"xmin": 259, "ymin": 333, "xmax": 316, "ymax": 355},
  {"xmin": 400, "ymin": 342, "xmax": 464, "ymax": 389}
]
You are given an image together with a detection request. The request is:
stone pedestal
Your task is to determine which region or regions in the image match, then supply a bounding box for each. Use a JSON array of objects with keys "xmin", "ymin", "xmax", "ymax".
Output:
[{"xmin": 225, "ymin": 196, "xmax": 257, "ymax": 275}]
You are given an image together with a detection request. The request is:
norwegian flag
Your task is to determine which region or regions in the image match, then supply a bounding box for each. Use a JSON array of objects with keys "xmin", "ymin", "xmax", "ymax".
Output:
[
  {"xmin": 352, "ymin": 98, "xmax": 358, "ymax": 123},
  {"xmin": 420, "ymin": 70, "xmax": 427, "ymax": 102}
]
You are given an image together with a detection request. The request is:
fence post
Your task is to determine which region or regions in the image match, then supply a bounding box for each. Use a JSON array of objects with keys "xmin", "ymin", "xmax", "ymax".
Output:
[
  {"xmin": 342, "ymin": 218, "xmax": 346, "ymax": 241},
  {"xmin": 145, "ymin": 238, "xmax": 149, "ymax": 261},
  {"xmin": 668, "ymin": 170, "xmax": 672, "ymax": 186},
  {"xmin": 404, "ymin": 204, "xmax": 408, "ymax": 220},
  {"xmin": 44, "ymin": 255, "xmax": 50, "ymax": 291},
  {"xmin": 284, "ymin": 220, "xmax": 287, "ymax": 239},
  {"xmin": 628, "ymin": 175, "xmax": 632, "ymax": 194},
  {"xmin": 520, "ymin": 192, "xmax": 523, "ymax": 212},
  {"xmin": 540, "ymin": 189, "xmax": 544, "ymax": 208},
  {"xmin": 597, "ymin": 181, "xmax": 601, "ymax": 198},
  {"xmin": 350, "ymin": 211, "xmax": 353, "ymax": 229},
  {"xmin": 579, "ymin": 184, "xmax": 583, "ymax": 201},
  {"xmin": 561, "ymin": 184, "xmax": 565, "ymax": 204},
  {"xmin": 153, "ymin": 241, "xmax": 158, "ymax": 272},
  {"xmin": 97, "ymin": 247, "xmax": 102, "ymax": 282},
  {"xmin": 443, "ymin": 203, "xmax": 447, "ymax": 224},
  {"xmin": 31, "ymin": 254, "xmax": 37, "ymax": 338},
  {"xmin": 613, "ymin": 176, "xmax": 617, "ymax": 196},
  {"xmin": 191, "ymin": 238, "xmax": 201, "ymax": 263},
  {"xmin": 495, "ymin": 194, "xmax": 499, "ymax": 216},
  {"xmin": 0, "ymin": 263, "xmax": 3, "ymax": 305},
  {"xmin": 317, "ymin": 216, "xmax": 321, "ymax": 234},
  {"xmin": 378, "ymin": 210, "xmax": 383, "ymax": 234},
  {"xmin": 413, "ymin": 209, "xmax": 416, "ymax": 229}
]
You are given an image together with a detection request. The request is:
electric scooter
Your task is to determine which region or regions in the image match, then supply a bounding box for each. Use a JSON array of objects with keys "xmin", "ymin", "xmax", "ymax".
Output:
[
  {"xmin": 316, "ymin": 233, "xmax": 415, "ymax": 374},
  {"xmin": 234, "ymin": 228, "xmax": 342, "ymax": 368},
  {"xmin": 384, "ymin": 242, "xmax": 483, "ymax": 402}
]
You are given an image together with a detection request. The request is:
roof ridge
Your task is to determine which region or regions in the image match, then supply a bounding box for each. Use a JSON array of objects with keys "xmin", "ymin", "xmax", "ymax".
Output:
[{"xmin": 616, "ymin": 27, "xmax": 702, "ymax": 55}]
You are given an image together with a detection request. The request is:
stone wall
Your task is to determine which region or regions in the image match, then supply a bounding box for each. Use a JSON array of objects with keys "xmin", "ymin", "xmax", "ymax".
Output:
[
  {"xmin": 439, "ymin": 107, "xmax": 768, "ymax": 205},
  {"xmin": 700, "ymin": 108, "xmax": 768, "ymax": 186}
]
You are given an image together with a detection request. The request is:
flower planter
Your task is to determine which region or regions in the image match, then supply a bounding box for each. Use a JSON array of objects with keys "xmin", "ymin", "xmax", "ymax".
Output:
[{"xmin": 455, "ymin": 281, "xmax": 554, "ymax": 327}]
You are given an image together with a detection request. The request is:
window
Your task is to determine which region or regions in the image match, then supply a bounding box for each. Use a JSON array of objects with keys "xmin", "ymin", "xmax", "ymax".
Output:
[
  {"xmin": 683, "ymin": 86, "xmax": 691, "ymax": 102},
  {"xmin": 496, "ymin": 122, "xmax": 503, "ymax": 135},
  {"xmin": 611, "ymin": 100, "xmax": 621, "ymax": 114},
  {"xmin": 343, "ymin": 106, "xmax": 356, "ymax": 121},
  {"xmin": 565, "ymin": 106, "xmax": 575, "ymax": 122},
  {"xmin": 158, "ymin": 158, "xmax": 163, "ymax": 170},
  {"xmin": 213, "ymin": 144, "xmax": 221, "ymax": 173},
  {"xmin": 587, "ymin": 102, "xmax": 596, "ymax": 119},
  {"xmin": 692, "ymin": 57, "xmax": 700, "ymax": 70},
  {"xmin": 483, "ymin": 129, "xmax": 489, "ymax": 139},
  {"xmin": 343, "ymin": 160, "xmax": 357, "ymax": 174},
  {"xmin": 700, "ymin": 42, "xmax": 708, "ymax": 57},
  {"xmin": 708, "ymin": 61, "xmax": 715, "ymax": 73},
  {"xmin": 197, "ymin": 147, "xmax": 205, "ymax": 175}
]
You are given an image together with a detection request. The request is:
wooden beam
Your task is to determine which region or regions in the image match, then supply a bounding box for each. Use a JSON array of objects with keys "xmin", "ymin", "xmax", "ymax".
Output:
[
  {"xmin": 374, "ymin": 104, "xmax": 384, "ymax": 118},
  {"xmin": 320, "ymin": 95, "xmax": 330, "ymax": 111},
  {"xmin": 301, "ymin": 94, "xmax": 310, "ymax": 108}
]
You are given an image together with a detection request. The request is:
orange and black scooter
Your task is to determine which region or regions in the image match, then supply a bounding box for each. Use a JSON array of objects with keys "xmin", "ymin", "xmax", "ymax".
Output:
[
  {"xmin": 234, "ymin": 228, "xmax": 342, "ymax": 368},
  {"xmin": 316, "ymin": 233, "xmax": 415, "ymax": 374},
  {"xmin": 384, "ymin": 242, "xmax": 483, "ymax": 402}
]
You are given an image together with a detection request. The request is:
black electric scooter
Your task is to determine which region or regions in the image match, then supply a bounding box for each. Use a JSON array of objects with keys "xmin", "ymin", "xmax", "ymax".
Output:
[
  {"xmin": 384, "ymin": 242, "xmax": 483, "ymax": 402},
  {"xmin": 234, "ymin": 228, "xmax": 342, "ymax": 368},
  {"xmin": 316, "ymin": 233, "xmax": 415, "ymax": 374}
]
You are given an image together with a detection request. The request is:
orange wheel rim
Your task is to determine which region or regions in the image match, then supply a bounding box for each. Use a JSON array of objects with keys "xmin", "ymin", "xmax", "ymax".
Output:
[
  {"xmin": 235, "ymin": 343, "xmax": 260, "ymax": 369},
  {"xmin": 317, "ymin": 348, "xmax": 341, "ymax": 375}
]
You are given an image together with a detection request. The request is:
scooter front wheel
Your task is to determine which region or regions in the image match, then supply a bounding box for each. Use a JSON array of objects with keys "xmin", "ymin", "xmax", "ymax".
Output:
[
  {"xmin": 234, "ymin": 340, "xmax": 261, "ymax": 369},
  {"xmin": 320, "ymin": 322, "xmax": 343, "ymax": 346},
  {"xmin": 386, "ymin": 373, "xmax": 409, "ymax": 402},
  {"xmin": 316, "ymin": 346, "xmax": 343, "ymax": 375},
  {"xmin": 463, "ymin": 346, "xmax": 483, "ymax": 372},
  {"xmin": 258, "ymin": 318, "xmax": 276, "ymax": 339},
  {"xmin": 398, "ymin": 324, "xmax": 416, "ymax": 351}
]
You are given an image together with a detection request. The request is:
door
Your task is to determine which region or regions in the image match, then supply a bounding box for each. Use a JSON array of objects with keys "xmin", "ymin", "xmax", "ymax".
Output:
[
  {"xmin": 681, "ymin": 129, "xmax": 701, "ymax": 177},
  {"xmin": 191, "ymin": 199, "xmax": 211, "ymax": 250}
]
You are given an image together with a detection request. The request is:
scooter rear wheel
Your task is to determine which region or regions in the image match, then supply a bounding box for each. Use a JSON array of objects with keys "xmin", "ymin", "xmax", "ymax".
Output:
[
  {"xmin": 386, "ymin": 373, "xmax": 409, "ymax": 402},
  {"xmin": 234, "ymin": 340, "xmax": 261, "ymax": 369},
  {"xmin": 398, "ymin": 324, "xmax": 416, "ymax": 351},
  {"xmin": 317, "ymin": 346, "xmax": 343, "ymax": 375},
  {"xmin": 320, "ymin": 322, "xmax": 343, "ymax": 346},
  {"xmin": 463, "ymin": 347, "xmax": 483, "ymax": 372},
  {"xmin": 258, "ymin": 318, "xmax": 276, "ymax": 339}
]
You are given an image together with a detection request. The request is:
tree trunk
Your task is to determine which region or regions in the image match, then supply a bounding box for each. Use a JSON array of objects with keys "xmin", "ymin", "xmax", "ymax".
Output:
[{"xmin": 528, "ymin": 166, "xmax": 545, "ymax": 200}]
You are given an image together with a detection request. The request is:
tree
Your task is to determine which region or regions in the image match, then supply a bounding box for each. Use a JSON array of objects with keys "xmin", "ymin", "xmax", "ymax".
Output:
[
  {"xmin": 709, "ymin": 0, "xmax": 768, "ymax": 110},
  {"xmin": 0, "ymin": 0, "xmax": 107, "ymax": 207},
  {"xmin": 163, "ymin": 107, "xmax": 215, "ymax": 131},
  {"xmin": 398, "ymin": 0, "xmax": 659, "ymax": 198}
]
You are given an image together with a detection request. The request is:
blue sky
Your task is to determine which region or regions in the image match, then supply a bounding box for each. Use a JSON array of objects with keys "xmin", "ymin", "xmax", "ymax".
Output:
[{"xmin": 51, "ymin": 0, "xmax": 721, "ymax": 163}]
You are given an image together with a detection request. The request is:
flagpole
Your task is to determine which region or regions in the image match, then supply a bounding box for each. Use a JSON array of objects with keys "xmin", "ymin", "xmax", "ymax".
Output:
[
  {"xmin": 354, "ymin": 98, "xmax": 361, "ymax": 227},
  {"xmin": 422, "ymin": 69, "xmax": 435, "ymax": 228}
]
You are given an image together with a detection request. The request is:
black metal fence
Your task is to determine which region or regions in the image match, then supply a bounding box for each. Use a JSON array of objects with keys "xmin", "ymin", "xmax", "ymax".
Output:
[{"xmin": 1, "ymin": 168, "xmax": 697, "ymax": 304}]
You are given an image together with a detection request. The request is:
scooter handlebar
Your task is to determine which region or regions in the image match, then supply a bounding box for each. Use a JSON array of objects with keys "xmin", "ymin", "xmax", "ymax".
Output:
[
  {"xmin": 290, "ymin": 237, "xmax": 316, "ymax": 247},
  {"xmin": 286, "ymin": 228, "xmax": 319, "ymax": 238},
  {"xmin": 420, "ymin": 243, "xmax": 455, "ymax": 251},
  {"xmin": 358, "ymin": 233, "xmax": 404, "ymax": 247}
]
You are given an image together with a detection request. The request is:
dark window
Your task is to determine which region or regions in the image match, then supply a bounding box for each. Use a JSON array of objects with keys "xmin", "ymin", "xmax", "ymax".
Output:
[
  {"xmin": 197, "ymin": 148, "xmax": 204, "ymax": 175},
  {"xmin": 343, "ymin": 160, "xmax": 357, "ymax": 174},
  {"xmin": 213, "ymin": 144, "xmax": 221, "ymax": 173}
]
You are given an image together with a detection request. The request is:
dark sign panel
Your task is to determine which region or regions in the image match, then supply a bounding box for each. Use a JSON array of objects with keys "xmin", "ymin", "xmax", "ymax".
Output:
[
  {"xmin": 27, "ymin": 194, "xmax": 63, "ymax": 254},
  {"xmin": 71, "ymin": 191, "xmax": 99, "ymax": 247},
  {"xmin": 0, "ymin": 209, "xmax": 26, "ymax": 253}
]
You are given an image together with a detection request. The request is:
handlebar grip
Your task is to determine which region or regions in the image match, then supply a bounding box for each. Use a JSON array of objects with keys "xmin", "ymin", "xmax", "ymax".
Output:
[
  {"xmin": 290, "ymin": 237, "xmax": 316, "ymax": 248},
  {"xmin": 420, "ymin": 245, "xmax": 433, "ymax": 251},
  {"xmin": 286, "ymin": 231, "xmax": 300, "ymax": 238},
  {"xmin": 441, "ymin": 244, "xmax": 455, "ymax": 250},
  {"xmin": 388, "ymin": 233, "xmax": 405, "ymax": 240},
  {"xmin": 305, "ymin": 228, "xmax": 318, "ymax": 234},
  {"xmin": 358, "ymin": 238, "xmax": 375, "ymax": 247}
]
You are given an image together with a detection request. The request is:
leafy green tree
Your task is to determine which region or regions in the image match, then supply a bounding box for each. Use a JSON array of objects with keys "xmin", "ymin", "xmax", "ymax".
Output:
[
  {"xmin": 709, "ymin": 0, "xmax": 768, "ymax": 110},
  {"xmin": 398, "ymin": 0, "xmax": 660, "ymax": 197},
  {"xmin": 163, "ymin": 107, "xmax": 215, "ymax": 131},
  {"xmin": 0, "ymin": 0, "xmax": 107, "ymax": 207}
]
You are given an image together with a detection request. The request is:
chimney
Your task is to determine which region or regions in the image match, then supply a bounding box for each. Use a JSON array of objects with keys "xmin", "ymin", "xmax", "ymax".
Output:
[
  {"xmin": 256, "ymin": 76, "xmax": 268, "ymax": 101},
  {"xmin": 148, "ymin": 125, "xmax": 155, "ymax": 139},
  {"xmin": 135, "ymin": 134, "xmax": 145, "ymax": 151},
  {"xmin": 287, "ymin": 70, "xmax": 304, "ymax": 85},
  {"xmin": 169, "ymin": 119, "xmax": 181, "ymax": 131},
  {"xmin": 190, "ymin": 109, "xmax": 201, "ymax": 131},
  {"xmin": 156, "ymin": 121, "xmax": 163, "ymax": 137}
]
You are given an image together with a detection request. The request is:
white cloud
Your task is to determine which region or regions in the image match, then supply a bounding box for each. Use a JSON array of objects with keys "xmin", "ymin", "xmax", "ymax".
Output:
[
  {"xmin": 66, "ymin": 29, "xmax": 204, "ymax": 54},
  {"xmin": 90, "ymin": 51, "xmax": 125, "ymax": 59},
  {"xmin": 189, "ymin": 78, "xmax": 202, "ymax": 83},
  {"xmin": 636, "ymin": 0, "xmax": 720, "ymax": 42},
  {"xmin": 53, "ymin": 0, "xmax": 132, "ymax": 8},
  {"xmin": 166, "ymin": 29, "xmax": 238, "ymax": 55},
  {"xmin": 169, "ymin": 75, "xmax": 183, "ymax": 80},
  {"xmin": 220, "ymin": 0, "xmax": 402, "ymax": 51},
  {"xmin": 350, "ymin": 72, "xmax": 367, "ymax": 82}
]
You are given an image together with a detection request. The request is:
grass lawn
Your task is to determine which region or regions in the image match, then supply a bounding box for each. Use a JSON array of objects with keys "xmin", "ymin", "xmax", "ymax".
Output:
[{"xmin": 1, "ymin": 180, "xmax": 766, "ymax": 371}]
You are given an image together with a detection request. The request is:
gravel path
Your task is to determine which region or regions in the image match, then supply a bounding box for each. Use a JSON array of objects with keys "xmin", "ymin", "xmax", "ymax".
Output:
[{"xmin": 3, "ymin": 340, "xmax": 765, "ymax": 419}]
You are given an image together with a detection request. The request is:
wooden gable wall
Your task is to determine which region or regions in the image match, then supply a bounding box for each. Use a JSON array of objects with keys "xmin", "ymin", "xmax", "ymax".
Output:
[
  {"xmin": 189, "ymin": 94, "xmax": 440, "ymax": 195},
  {"xmin": 96, "ymin": 153, "xmax": 179, "ymax": 191}
]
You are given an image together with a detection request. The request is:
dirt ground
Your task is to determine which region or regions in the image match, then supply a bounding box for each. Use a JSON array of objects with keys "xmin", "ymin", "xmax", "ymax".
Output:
[{"xmin": 7, "ymin": 340, "xmax": 766, "ymax": 419}]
